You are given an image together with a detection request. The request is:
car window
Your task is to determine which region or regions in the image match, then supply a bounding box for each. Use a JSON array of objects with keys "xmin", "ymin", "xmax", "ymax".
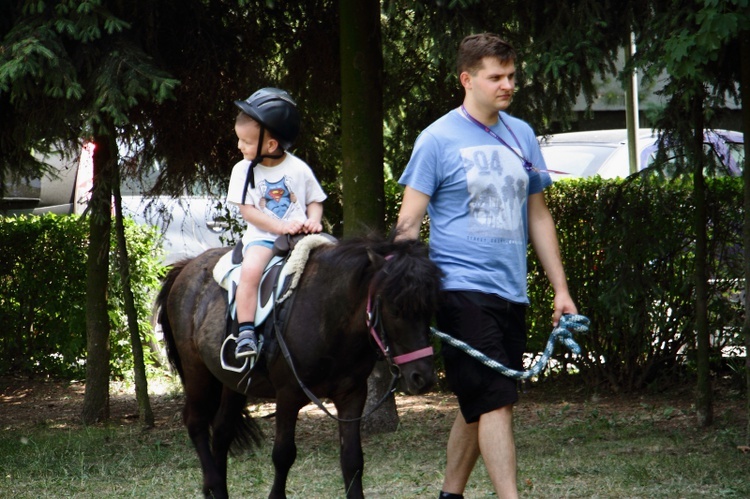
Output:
[
  {"xmin": 120, "ymin": 164, "xmax": 160, "ymax": 196},
  {"xmin": 541, "ymin": 145, "xmax": 616, "ymax": 177},
  {"xmin": 643, "ymin": 139, "xmax": 744, "ymax": 178},
  {"xmin": 707, "ymin": 140, "xmax": 744, "ymax": 177}
]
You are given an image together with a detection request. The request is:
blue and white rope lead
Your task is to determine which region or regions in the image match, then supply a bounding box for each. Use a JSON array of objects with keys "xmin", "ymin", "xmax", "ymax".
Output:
[{"xmin": 430, "ymin": 314, "xmax": 590, "ymax": 380}]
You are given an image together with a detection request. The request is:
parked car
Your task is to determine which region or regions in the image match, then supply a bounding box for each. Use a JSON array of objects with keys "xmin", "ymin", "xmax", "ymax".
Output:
[
  {"xmin": 0, "ymin": 149, "xmax": 87, "ymax": 215},
  {"xmin": 1, "ymin": 145, "xmax": 233, "ymax": 264},
  {"xmin": 119, "ymin": 165, "xmax": 233, "ymax": 264},
  {"xmin": 538, "ymin": 128, "xmax": 744, "ymax": 180}
]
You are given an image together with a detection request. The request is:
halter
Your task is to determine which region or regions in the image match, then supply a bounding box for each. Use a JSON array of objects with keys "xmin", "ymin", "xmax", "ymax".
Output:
[{"xmin": 366, "ymin": 288, "xmax": 433, "ymax": 366}]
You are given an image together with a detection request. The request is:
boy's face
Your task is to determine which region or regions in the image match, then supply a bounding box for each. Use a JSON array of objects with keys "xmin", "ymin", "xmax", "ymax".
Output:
[{"xmin": 235, "ymin": 119, "xmax": 275, "ymax": 161}]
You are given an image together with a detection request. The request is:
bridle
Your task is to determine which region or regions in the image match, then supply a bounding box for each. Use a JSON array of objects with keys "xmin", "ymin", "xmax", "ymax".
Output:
[{"xmin": 365, "ymin": 286, "xmax": 434, "ymax": 368}]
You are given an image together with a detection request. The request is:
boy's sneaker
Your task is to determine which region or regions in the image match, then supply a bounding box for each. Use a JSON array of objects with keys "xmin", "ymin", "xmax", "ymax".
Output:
[{"xmin": 235, "ymin": 331, "xmax": 258, "ymax": 358}]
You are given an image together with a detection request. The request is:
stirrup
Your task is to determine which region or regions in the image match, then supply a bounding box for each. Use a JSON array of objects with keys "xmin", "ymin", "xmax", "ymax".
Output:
[{"xmin": 220, "ymin": 334, "xmax": 262, "ymax": 373}]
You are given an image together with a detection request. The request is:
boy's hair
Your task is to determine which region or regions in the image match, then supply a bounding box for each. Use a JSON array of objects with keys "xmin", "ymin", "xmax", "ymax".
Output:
[
  {"xmin": 456, "ymin": 33, "xmax": 517, "ymax": 77},
  {"xmin": 235, "ymin": 110, "xmax": 256, "ymax": 126},
  {"xmin": 235, "ymin": 111, "xmax": 279, "ymax": 142}
]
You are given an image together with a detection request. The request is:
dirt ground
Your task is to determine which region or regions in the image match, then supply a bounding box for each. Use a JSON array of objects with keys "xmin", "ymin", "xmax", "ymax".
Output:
[
  {"xmin": 0, "ymin": 374, "xmax": 746, "ymax": 435},
  {"xmin": 0, "ymin": 375, "xmax": 185, "ymax": 430}
]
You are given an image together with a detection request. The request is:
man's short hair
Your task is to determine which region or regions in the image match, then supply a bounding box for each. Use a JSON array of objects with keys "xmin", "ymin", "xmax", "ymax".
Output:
[{"xmin": 456, "ymin": 33, "xmax": 517, "ymax": 77}]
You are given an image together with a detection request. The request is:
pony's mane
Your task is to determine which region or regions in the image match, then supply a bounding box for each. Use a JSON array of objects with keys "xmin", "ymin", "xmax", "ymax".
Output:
[
  {"xmin": 321, "ymin": 234, "xmax": 442, "ymax": 319},
  {"xmin": 377, "ymin": 239, "xmax": 442, "ymax": 319}
]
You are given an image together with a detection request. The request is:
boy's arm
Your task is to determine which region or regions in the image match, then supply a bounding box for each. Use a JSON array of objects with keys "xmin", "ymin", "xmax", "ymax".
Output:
[
  {"xmin": 302, "ymin": 201, "xmax": 323, "ymax": 233},
  {"xmin": 240, "ymin": 204, "xmax": 302, "ymax": 235}
]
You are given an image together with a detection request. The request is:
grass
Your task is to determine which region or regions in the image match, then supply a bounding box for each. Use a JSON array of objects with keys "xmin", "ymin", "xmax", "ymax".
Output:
[{"xmin": 0, "ymin": 377, "xmax": 748, "ymax": 498}]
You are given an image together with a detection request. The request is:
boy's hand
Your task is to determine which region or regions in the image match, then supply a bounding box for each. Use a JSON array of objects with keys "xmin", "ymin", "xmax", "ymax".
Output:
[
  {"xmin": 280, "ymin": 220, "xmax": 304, "ymax": 235},
  {"xmin": 302, "ymin": 219, "xmax": 323, "ymax": 234}
]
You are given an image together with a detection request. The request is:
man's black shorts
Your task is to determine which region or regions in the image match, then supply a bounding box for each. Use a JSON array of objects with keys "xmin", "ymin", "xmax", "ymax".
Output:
[{"xmin": 436, "ymin": 290, "xmax": 527, "ymax": 423}]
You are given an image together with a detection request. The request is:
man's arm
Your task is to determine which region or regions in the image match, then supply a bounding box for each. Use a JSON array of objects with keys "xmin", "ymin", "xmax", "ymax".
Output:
[
  {"xmin": 527, "ymin": 192, "xmax": 578, "ymax": 324},
  {"xmin": 395, "ymin": 186, "xmax": 431, "ymax": 241}
]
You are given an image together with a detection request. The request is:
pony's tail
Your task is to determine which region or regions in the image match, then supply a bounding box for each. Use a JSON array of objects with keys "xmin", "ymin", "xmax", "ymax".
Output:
[
  {"xmin": 230, "ymin": 407, "xmax": 264, "ymax": 455},
  {"xmin": 155, "ymin": 261, "xmax": 188, "ymax": 383}
]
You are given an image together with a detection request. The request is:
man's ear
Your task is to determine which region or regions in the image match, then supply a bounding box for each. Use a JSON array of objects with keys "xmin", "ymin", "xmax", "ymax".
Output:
[{"xmin": 459, "ymin": 71, "xmax": 472, "ymax": 90}]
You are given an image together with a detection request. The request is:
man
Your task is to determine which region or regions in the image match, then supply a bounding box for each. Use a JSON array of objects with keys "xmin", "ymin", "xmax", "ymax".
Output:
[{"xmin": 396, "ymin": 33, "xmax": 578, "ymax": 499}]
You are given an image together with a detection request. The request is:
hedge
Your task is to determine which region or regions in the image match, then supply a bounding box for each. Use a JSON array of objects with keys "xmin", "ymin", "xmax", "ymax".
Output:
[
  {"xmin": 527, "ymin": 176, "xmax": 744, "ymax": 390},
  {"xmin": 0, "ymin": 214, "xmax": 164, "ymax": 378}
]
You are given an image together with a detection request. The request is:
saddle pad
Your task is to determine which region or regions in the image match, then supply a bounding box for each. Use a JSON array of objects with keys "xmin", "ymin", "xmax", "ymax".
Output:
[
  {"xmin": 275, "ymin": 233, "xmax": 334, "ymax": 302},
  {"xmin": 212, "ymin": 234, "xmax": 335, "ymax": 320}
]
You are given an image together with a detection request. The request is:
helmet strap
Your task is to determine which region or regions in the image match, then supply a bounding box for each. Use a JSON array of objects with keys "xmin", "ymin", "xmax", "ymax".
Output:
[{"xmin": 240, "ymin": 127, "xmax": 285, "ymax": 204}]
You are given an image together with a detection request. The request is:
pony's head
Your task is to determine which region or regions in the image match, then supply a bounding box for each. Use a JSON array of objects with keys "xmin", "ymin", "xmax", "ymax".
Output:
[{"xmin": 367, "ymin": 238, "xmax": 442, "ymax": 394}]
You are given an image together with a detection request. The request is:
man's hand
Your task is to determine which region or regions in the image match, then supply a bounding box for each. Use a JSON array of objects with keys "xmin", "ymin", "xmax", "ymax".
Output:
[{"xmin": 553, "ymin": 292, "xmax": 578, "ymax": 326}]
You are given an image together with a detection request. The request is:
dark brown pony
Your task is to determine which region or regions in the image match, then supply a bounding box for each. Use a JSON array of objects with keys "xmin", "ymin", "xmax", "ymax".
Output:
[{"xmin": 156, "ymin": 235, "xmax": 441, "ymax": 498}]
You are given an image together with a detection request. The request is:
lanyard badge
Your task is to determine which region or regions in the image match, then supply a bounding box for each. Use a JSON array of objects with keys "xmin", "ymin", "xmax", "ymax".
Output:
[{"xmin": 460, "ymin": 105, "xmax": 535, "ymax": 173}]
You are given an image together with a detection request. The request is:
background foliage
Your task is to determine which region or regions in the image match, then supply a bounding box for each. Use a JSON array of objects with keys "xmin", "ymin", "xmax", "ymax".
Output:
[
  {"xmin": 527, "ymin": 176, "xmax": 744, "ymax": 391},
  {"xmin": 0, "ymin": 215, "xmax": 164, "ymax": 378}
]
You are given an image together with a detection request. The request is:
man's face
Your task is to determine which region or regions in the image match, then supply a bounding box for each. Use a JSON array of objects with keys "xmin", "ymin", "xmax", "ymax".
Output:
[{"xmin": 464, "ymin": 57, "xmax": 516, "ymax": 112}]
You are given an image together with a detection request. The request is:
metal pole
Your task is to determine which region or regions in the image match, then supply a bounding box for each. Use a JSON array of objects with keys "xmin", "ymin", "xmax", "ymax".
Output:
[{"xmin": 625, "ymin": 32, "xmax": 640, "ymax": 175}]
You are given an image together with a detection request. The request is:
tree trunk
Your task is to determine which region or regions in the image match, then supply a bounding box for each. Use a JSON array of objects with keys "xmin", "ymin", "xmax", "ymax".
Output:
[
  {"xmin": 340, "ymin": 0, "xmax": 397, "ymax": 433},
  {"xmin": 739, "ymin": 30, "xmax": 750, "ymax": 446},
  {"xmin": 692, "ymin": 93, "xmax": 712, "ymax": 427},
  {"xmin": 82, "ymin": 133, "xmax": 115, "ymax": 424},
  {"xmin": 112, "ymin": 164, "xmax": 155, "ymax": 428},
  {"xmin": 360, "ymin": 361, "xmax": 399, "ymax": 435},
  {"xmin": 340, "ymin": 0, "xmax": 385, "ymax": 236}
]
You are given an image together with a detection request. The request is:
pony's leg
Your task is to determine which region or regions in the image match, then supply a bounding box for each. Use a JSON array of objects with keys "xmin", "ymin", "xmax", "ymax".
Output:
[
  {"xmin": 269, "ymin": 392, "xmax": 306, "ymax": 499},
  {"xmin": 211, "ymin": 387, "xmax": 249, "ymax": 494},
  {"xmin": 183, "ymin": 373, "xmax": 226, "ymax": 498},
  {"xmin": 335, "ymin": 393, "xmax": 367, "ymax": 499}
]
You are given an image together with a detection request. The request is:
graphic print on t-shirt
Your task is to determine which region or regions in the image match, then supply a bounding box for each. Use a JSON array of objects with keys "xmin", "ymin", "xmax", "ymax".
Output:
[
  {"xmin": 258, "ymin": 176, "xmax": 303, "ymax": 220},
  {"xmin": 461, "ymin": 144, "xmax": 527, "ymax": 242}
]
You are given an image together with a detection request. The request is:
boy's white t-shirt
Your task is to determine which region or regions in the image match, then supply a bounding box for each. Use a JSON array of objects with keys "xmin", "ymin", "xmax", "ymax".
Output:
[{"xmin": 226, "ymin": 153, "xmax": 327, "ymax": 245}]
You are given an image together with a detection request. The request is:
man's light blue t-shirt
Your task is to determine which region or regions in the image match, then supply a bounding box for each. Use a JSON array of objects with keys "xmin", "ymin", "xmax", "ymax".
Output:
[{"xmin": 399, "ymin": 109, "xmax": 551, "ymax": 304}]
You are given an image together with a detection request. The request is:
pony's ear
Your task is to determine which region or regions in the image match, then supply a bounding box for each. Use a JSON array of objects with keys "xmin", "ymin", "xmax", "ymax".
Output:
[{"xmin": 366, "ymin": 248, "xmax": 385, "ymax": 267}]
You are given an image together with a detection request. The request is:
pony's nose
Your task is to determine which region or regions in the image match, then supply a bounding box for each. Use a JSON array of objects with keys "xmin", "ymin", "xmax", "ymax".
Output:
[{"xmin": 408, "ymin": 370, "xmax": 435, "ymax": 394}]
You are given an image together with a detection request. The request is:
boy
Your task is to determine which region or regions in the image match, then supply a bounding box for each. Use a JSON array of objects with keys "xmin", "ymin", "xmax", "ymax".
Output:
[{"xmin": 226, "ymin": 87, "xmax": 327, "ymax": 358}]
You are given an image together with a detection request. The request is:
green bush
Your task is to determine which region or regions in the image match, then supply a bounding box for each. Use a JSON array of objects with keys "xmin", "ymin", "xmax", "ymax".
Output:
[
  {"xmin": 527, "ymin": 176, "xmax": 744, "ymax": 390},
  {"xmin": 0, "ymin": 214, "xmax": 164, "ymax": 378}
]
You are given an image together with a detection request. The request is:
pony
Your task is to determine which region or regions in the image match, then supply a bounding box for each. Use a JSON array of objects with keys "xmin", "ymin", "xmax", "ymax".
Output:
[{"xmin": 156, "ymin": 235, "xmax": 442, "ymax": 498}]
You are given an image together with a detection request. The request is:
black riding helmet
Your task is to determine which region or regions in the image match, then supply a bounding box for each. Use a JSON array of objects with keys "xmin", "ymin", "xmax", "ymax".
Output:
[
  {"xmin": 234, "ymin": 88, "xmax": 300, "ymax": 197},
  {"xmin": 234, "ymin": 87, "xmax": 300, "ymax": 150}
]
